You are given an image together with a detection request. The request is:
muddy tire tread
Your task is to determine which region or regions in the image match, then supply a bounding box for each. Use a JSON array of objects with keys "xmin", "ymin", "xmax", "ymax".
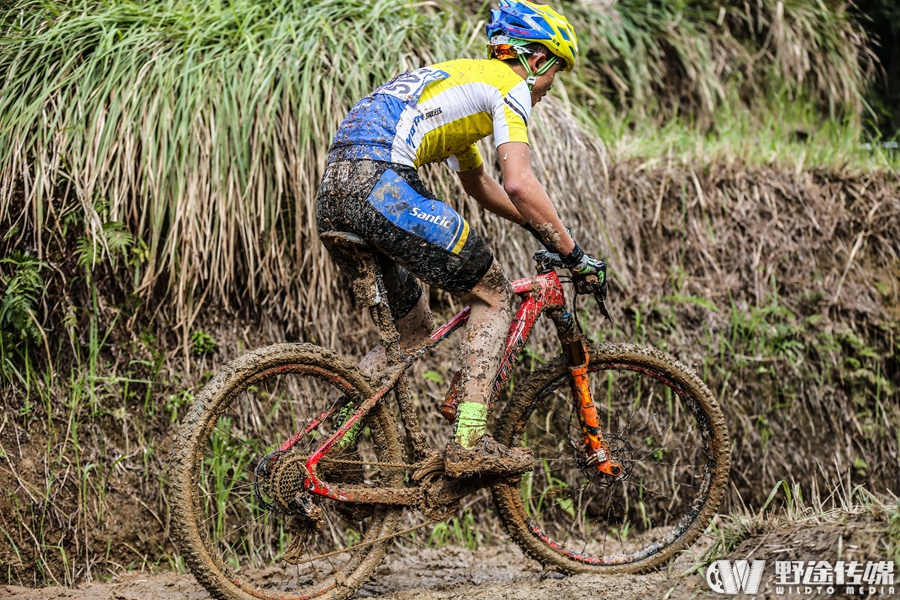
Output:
[
  {"xmin": 491, "ymin": 342, "xmax": 730, "ymax": 574},
  {"xmin": 168, "ymin": 343, "xmax": 403, "ymax": 600}
]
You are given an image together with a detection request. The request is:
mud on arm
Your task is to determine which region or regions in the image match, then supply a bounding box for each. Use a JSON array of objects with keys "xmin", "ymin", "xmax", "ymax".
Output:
[{"xmin": 495, "ymin": 141, "xmax": 575, "ymax": 255}]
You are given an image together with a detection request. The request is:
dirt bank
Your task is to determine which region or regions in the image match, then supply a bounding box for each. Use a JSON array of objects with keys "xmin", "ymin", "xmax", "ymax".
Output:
[{"xmin": 2, "ymin": 163, "xmax": 897, "ymax": 587}]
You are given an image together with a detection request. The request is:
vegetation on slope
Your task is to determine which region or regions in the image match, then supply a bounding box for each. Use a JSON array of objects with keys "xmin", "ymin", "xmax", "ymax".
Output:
[{"xmin": 0, "ymin": 0, "xmax": 886, "ymax": 330}]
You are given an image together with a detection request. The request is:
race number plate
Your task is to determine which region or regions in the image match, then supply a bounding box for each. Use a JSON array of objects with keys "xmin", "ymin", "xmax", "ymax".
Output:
[{"xmin": 373, "ymin": 67, "xmax": 449, "ymax": 105}]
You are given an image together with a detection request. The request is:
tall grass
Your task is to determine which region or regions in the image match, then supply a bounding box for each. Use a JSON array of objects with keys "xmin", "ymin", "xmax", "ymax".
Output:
[
  {"xmin": 0, "ymin": 0, "xmax": 477, "ymax": 334},
  {"xmin": 564, "ymin": 0, "xmax": 874, "ymax": 121},
  {"xmin": 0, "ymin": 0, "xmax": 880, "ymax": 338}
]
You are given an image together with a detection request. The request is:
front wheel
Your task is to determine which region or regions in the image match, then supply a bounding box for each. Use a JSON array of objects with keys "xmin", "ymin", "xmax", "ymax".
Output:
[
  {"xmin": 168, "ymin": 343, "xmax": 404, "ymax": 600},
  {"xmin": 492, "ymin": 343, "xmax": 730, "ymax": 573}
]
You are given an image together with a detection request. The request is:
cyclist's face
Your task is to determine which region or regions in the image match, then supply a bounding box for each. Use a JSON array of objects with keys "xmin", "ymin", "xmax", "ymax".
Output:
[{"xmin": 530, "ymin": 62, "xmax": 561, "ymax": 106}]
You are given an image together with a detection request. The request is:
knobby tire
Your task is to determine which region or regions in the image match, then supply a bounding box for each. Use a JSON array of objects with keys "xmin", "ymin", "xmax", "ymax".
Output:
[
  {"xmin": 168, "ymin": 343, "xmax": 404, "ymax": 600},
  {"xmin": 491, "ymin": 342, "xmax": 730, "ymax": 573}
]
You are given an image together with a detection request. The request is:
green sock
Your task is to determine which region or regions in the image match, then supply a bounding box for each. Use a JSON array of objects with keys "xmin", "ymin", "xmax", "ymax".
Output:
[{"xmin": 453, "ymin": 402, "xmax": 487, "ymax": 449}]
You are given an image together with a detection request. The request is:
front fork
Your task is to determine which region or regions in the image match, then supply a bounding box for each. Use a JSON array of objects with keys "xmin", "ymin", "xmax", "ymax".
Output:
[{"xmin": 553, "ymin": 311, "xmax": 623, "ymax": 478}]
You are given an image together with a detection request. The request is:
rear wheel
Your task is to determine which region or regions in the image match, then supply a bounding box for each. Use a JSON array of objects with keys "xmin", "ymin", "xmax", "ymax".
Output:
[
  {"xmin": 492, "ymin": 343, "xmax": 730, "ymax": 573},
  {"xmin": 168, "ymin": 343, "xmax": 403, "ymax": 600}
]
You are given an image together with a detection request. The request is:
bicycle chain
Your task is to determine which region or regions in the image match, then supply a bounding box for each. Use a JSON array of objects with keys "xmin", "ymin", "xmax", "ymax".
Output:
[
  {"xmin": 317, "ymin": 457, "xmax": 418, "ymax": 470},
  {"xmin": 279, "ymin": 454, "xmax": 454, "ymax": 564}
]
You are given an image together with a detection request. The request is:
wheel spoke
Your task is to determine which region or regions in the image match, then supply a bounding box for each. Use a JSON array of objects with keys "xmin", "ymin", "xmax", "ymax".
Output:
[
  {"xmin": 493, "ymin": 345, "xmax": 728, "ymax": 570},
  {"xmin": 171, "ymin": 347, "xmax": 405, "ymax": 599}
]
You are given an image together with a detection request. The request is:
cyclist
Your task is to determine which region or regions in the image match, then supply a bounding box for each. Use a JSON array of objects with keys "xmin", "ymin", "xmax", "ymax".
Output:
[{"xmin": 316, "ymin": 0, "xmax": 605, "ymax": 478}]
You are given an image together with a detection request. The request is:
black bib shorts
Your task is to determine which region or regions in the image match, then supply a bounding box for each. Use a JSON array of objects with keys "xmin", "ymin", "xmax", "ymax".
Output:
[{"xmin": 316, "ymin": 159, "xmax": 494, "ymax": 319}]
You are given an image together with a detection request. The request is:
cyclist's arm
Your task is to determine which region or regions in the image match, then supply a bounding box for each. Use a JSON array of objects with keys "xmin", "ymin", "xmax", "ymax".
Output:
[
  {"xmin": 497, "ymin": 141, "xmax": 575, "ymax": 255},
  {"xmin": 457, "ymin": 165, "xmax": 526, "ymax": 225}
]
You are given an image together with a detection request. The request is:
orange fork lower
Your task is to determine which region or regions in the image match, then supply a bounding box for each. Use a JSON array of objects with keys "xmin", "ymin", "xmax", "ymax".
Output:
[{"xmin": 569, "ymin": 354, "xmax": 622, "ymax": 478}]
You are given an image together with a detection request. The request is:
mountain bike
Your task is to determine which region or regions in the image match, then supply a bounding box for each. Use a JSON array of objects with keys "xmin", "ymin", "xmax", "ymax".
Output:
[{"xmin": 168, "ymin": 231, "xmax": 731, "ymax": 600}]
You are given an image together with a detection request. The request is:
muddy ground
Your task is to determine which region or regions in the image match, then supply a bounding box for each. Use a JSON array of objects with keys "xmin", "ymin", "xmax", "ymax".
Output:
[
  {"xmin": 3, "ymin": 516, "xmax": 893, "ymax": 600},
  {"xmin": 0, "ymin": 544, "xmax": 668, "ymax": 600}
]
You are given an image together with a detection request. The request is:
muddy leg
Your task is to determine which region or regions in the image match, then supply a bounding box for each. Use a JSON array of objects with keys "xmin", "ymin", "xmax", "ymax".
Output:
[
  {"xmin": 329, "ymin": 293, "xmax": 432, "ymax": 482},
  {"xmin": 359, "ymin": 292, "xmax": 434, "ymax": 377},
  {"xmin": 453, "ymin": 260, "xmax": 514, "ymax": 449}
]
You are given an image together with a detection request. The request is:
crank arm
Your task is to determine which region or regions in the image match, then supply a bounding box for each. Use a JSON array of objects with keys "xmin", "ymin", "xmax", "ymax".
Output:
[{"xmin": 422, "ymin": 472, "xmax": 510, "ymax": 513}]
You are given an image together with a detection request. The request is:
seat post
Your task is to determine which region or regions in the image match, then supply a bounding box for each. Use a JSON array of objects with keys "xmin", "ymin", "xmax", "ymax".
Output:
[{"xmin": 366, "ymin": 269, "xmax": 402, "ymax": 358}]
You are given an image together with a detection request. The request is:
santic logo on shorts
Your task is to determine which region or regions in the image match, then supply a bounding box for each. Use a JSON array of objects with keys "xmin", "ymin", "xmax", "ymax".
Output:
[
  {"xmin": 706, "ymin": 560, "xmax": 765, "ymax": 594},
  {"xmin": 367, "ymin": 169, "xmax": 471, "ymax": 255},
  {"xmin": 409, "ymin": 207, "xmax": 452, "ymax": 228}
]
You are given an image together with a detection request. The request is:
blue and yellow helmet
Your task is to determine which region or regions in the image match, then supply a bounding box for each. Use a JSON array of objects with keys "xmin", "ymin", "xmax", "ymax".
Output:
[{"xmin": 485, "ymin": 0, "xmax": 579, "ymax": 72}]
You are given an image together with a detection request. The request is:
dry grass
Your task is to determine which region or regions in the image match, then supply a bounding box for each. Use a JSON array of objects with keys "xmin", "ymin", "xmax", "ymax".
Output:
[
  {"xmin": 706, "ymin": 470, "xmax": 898, "ymax": 562},
  {"xmin": 642, "ymin": 473, "xmax": 899, "ymax": 599},
  {"xmin": 0, "ymin": 0, "xmax": 476, "ymax": 342},
  {"xmin": 0, "ymin": 0, "xmax": 881, "ymax": 343},
  {"xmin": 591, "ymin": 161, "xmax": 899, "ymax": 504}
]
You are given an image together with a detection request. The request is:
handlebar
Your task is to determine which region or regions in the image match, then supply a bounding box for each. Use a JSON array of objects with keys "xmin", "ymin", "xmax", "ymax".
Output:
[
  {"xmin": 533, "ymin": 250, "xmax": 613, "ymax": 322},
  {"xmin": 533, "ymin": 249, "xmax": 563, "ymax": 271}
]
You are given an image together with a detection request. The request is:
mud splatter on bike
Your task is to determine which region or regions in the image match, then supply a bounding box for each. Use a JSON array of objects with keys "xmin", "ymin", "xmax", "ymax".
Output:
[{"xmin": 168, "ymin": 232, "xmax": 730, "ymax": 600}]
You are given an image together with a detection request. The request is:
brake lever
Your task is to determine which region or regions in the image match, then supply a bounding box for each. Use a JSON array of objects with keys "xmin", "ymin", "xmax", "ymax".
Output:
[
  {"xmin": 573, "ymin": 272, "xmax": 613, "ymax": 323},
  {"xmin": 536, "ymin": 250, "xmax": 613, "ymax": 322},
  {"xmin": 596, "ymin": 296, "xmax": 613, "ymax": 323}
]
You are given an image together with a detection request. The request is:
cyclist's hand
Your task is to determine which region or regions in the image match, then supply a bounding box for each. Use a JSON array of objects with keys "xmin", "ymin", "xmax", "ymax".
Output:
[
  {"xmin": 570, "ymin": 254, "xmax": 606, "ymax": 278},
  {"xmin": 563, "ymin": 244, "xmax": 606, "ymax": 280}
]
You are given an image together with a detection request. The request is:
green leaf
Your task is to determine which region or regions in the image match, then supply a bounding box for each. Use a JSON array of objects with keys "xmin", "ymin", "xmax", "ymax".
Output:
[{"xmin": 422, "ymin": 370, "xmax": 444, "ymax": 385}]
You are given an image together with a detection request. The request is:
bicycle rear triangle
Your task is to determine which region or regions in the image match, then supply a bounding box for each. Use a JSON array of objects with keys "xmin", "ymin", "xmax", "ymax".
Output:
[{"xmin": 168, "ymin": 238, "xmax": 730, "ymax": 600}]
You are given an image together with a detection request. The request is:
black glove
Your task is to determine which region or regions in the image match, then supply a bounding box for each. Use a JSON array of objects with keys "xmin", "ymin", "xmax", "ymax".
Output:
[{"xmin": 563, "ymin": 243, "xmax": 606, "ymax": 281}]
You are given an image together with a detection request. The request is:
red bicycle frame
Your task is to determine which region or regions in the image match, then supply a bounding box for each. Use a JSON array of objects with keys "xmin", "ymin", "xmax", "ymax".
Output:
[{"xmin": 287, "ymin": 268, "xmax": 620, "ymax": 503}]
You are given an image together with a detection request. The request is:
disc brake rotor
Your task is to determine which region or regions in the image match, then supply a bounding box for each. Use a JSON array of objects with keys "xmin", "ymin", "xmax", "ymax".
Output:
[{"xmin": 574, "ymin": 434, "xmax": 635, "ymax": 487}]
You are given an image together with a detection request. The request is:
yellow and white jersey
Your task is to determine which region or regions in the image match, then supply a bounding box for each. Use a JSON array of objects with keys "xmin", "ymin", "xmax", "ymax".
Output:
[{"xmin": 328, "ymin": 59, "xmax": 532, "ymax": 172}]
